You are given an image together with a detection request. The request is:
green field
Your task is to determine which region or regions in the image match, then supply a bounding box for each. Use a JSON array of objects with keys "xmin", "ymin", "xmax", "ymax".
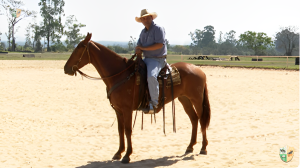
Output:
[{"xmin": 0, "ymin": 52, "xmax": 299, "ymax": 70}]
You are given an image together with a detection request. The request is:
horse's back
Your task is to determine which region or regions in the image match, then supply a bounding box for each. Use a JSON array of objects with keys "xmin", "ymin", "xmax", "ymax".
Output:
[{"xmin": 171, "ymin": 62, "xmax": 206, "ymax": 81}]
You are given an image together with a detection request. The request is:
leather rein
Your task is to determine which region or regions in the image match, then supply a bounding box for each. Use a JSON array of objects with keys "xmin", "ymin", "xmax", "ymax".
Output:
[
  {"xmin": 71, "ymin": 41, "xmax": 137, "ymax": 114},
  {"xmin": 71, "ymin": 41, "xmax": 135, "ymax": 81}
]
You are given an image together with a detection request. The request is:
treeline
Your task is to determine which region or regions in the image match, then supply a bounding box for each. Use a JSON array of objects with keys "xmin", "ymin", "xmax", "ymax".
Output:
[
  {"xmin": 187, "ymin": 25, "xmax": 299, "ymax": 56},
  {"xmin": 85, "ymin": 25, "xmax": 300, "ymax": 56},
  {"xmin": 0, "ymin": 1, "xmax": 299, "ymax": 56},
  {"xmin": 0, "ymin": 0, "xmax": 85, "ymax": 52},
  {"xmin": 108, "ymin": 25, "xmax": 299, "ymax": 56}
]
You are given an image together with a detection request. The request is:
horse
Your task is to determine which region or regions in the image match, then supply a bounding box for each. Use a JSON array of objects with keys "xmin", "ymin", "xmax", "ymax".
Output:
[{"xmin": 64, "ymin": 33, "xmax": 211, "ymax": 163}]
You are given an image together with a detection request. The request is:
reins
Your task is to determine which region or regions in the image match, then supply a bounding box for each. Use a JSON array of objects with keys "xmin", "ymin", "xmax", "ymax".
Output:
[
  {"xmin": 72, "ymin": 43, "xmax": 176, "ymax": 134},
  {"xmin": 72, "ymin": 41, "xmax": 135, "ymax": 81}
]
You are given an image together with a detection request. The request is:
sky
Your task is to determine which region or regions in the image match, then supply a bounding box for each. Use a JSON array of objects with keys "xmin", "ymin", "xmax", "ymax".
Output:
[{"xmin": 0, "ymin": 0, "xmax": 299, "ymax": 45}]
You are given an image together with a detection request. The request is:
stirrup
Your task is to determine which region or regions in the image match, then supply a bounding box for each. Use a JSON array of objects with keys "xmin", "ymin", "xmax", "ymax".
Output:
[{"xmin": 143, "ymin": 103, "xmax": 156, "ymax": 114}]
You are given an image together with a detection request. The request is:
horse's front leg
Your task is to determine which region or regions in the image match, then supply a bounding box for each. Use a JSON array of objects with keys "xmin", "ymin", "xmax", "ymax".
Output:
[
  {"xmin": 112, "ymin": 113, "xmax": 125, "ymax": 160},
  {"xmin": 121, "ymin": 109, "xmax": 133, "ymax": 163}
]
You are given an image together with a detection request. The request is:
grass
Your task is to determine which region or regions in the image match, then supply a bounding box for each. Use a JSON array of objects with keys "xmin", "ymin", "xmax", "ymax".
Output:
[{"xmin": 0, "ymin": 52, "xmax": 299, "ymax": 70}]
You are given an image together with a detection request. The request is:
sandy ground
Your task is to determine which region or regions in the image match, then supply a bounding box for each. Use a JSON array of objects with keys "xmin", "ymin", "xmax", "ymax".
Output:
[{"xmin": 0, "ymin": 60, "xmax": 299, "ymax": 168}]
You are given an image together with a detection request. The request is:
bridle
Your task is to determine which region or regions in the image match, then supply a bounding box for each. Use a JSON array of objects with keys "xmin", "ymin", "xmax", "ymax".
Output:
[
  {"xmin": 71, "ymin": 41, "xmax": 92, "ymax": 75},
  {"xmin": 71, "ymin": 41, "xmax": 135, "ymax": 80},
  {"xmin": 70, "ymin": 40, "xmax": 138, "ymax": 116}
]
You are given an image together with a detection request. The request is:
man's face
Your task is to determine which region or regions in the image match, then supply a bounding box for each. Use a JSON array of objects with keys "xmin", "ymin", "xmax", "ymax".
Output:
[{"xmin": 141, "ymin": 15, "xmax": 153, "ymax": 28}]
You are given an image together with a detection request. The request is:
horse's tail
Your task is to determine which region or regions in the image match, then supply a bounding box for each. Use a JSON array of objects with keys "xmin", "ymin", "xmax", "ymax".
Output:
[{"xmin": 200, "ymin": 83, "xmax": 211, "ymax": 133}]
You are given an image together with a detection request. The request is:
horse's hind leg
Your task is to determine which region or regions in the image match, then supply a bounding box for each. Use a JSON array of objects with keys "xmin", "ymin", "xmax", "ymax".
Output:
[
  {"xmin": 112, "ymin": 113, "xmax": 125, "ymax": 160},
  {"xmin": 178, "ymin": 96, "xmax": 199, "ymax": 154},
  {"xmin": 190, "ymin": 90, "xmax": 210, "ymax": 155}
]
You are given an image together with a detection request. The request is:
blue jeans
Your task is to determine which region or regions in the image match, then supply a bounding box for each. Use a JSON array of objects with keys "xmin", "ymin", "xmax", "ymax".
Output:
[{"xmin": 143, "ymin": 57, "xmax": 166, "ymax": 107}]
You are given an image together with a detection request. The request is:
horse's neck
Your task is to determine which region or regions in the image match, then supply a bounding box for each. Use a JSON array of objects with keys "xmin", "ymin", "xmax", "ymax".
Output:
[{"xmin": 90, "ymin": 42, "xmax": 127, "ymax": 86}]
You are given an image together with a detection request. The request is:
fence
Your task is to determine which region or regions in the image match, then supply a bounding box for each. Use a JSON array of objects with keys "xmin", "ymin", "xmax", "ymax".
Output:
[{"xmin": 171, "ymin": 55, "xmax": 300, "ymax": 69}]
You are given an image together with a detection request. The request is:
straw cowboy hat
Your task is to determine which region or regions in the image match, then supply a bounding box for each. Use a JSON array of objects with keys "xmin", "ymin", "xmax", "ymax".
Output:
[{"xmin": 135, "ymin": 9, "xmax": 157, "ymax": 23}]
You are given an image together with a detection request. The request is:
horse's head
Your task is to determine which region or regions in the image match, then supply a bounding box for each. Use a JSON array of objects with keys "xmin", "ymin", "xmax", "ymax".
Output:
[{"xmin": 64, "ymin": 32, "xmax": 92, "ymax": 76}]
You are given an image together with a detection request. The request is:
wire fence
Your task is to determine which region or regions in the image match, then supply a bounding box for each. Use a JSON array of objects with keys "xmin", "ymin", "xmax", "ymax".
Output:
[{"xmin": 162, "ymin": 55, "xmax": 300, "ymax": 70}]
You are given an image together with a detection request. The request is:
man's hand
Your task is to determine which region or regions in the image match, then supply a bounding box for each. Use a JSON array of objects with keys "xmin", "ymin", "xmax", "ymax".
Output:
[{"xmin": 135, "ymin": 46, "xmax": 142, "ymax": 55}]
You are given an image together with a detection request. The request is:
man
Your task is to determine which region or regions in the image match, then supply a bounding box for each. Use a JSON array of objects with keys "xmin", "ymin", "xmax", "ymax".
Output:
[{"xmin": 135, "ymin": 9, "xmax": 167, "ymax": 114}]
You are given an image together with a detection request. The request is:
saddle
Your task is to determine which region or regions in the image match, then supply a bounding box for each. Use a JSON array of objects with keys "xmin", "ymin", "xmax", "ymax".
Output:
[{"xmin": 134, "ymin": 54, "xmax": 181, "ymax": 112}]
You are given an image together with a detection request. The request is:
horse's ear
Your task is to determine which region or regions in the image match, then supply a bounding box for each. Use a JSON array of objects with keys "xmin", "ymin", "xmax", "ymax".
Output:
[{"xmin": 83, "ymin": 33, "xmax": 92, "ymax": 44}]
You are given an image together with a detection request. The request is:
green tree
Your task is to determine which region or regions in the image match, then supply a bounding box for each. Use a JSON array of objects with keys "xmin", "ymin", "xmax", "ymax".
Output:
[
  {"xmin": 218, "ymin": 31, "xmax": 223, "ymax": 44},
  {"xmin": 5, "ymin": 23, "xmax": 12, "ymax": 50},
  {"xmin": 31, "ymin": 23, "xmax": 43, "ymax": 52},
  {"xmin": 202, "ymin": 25, "xmax": 215, "ymax": 48},
  {"xmin": 275, "ymin": 26, "xmax": 299, "ymax": 56},
  {"xmin": 165, "ymin": 39, "xmax": 171, "ymax": 50},
  {"xmin": 35, "ymin": 40, "xmax": 42, "ymax": 52},
  {"xmin": 0, "ymin": 42, "xmax": 5, "ymax": 51},
  {"xmin": 189, "ymin": 25, "xmax": 216, "ymax": 54},
  {"xmin": 239, "ymin": 31, "xmax": 273, "ymax": 55},
  {"xmin": 64, "ymin": 15, "xmax": 86, "ymax": 51},
  {"xmin": 189, "ymin": 29, "xmax": 203, "ymax": 54},
  {"xmin": 38, "ymin": 0, "xmax": 65, "ymax": 51},
  {"xmin": 218, "ymin": 30, "xmax": 237, "ymax": 55},
  {"xmin": 128, "ymin": 36, "xmax": 136, "ymax": 53},
  {"xmin": 108, "ymin": 45, "xmax": 128, "ymax": 53},
  {"xmin": 173, "ymin": 45, "xmax": 190, "ymax": 55},
  {"xmin": 224, "ymin": 30, "xmax": 237, "ymax": 45},
  {"xmin": 50, "ymin": 42, "xmax": 67, "ymax": 52},
  {"xmin": 0, "ymin": 0, "xmax": 4, "ymax": 15},
  {"xmin": 1, "ymin": 0, "xmax": 36, "ymax": 51},
  {"xmin": 24, "ymin": 23, "xmax": 32, "ymax": 50}
]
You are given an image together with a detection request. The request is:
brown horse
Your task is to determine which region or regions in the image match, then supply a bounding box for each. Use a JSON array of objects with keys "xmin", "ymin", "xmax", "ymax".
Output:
[{"xmin": 64, "ymin": 33, "xmax": 211, "ymax": 163}]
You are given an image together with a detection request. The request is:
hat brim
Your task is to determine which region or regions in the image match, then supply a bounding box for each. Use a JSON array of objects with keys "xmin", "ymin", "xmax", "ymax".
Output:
[{"xmin": 135, "ymin": 12, "xmax": 157, "ymax": 23}]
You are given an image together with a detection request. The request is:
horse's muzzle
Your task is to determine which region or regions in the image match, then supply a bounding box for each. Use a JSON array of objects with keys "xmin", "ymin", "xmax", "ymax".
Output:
[{"xmin": 64, "ymin": 65, "xmax": 75, "ymax": 76}]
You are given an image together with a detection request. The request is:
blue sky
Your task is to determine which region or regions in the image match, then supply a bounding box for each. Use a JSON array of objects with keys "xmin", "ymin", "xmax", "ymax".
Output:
[{"xmin": 0, "ymin": 0, "xmax": 299, "ymax": 45}]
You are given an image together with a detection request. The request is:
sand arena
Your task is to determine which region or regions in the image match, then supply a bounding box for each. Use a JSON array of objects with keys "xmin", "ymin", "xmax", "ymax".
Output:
[{"xmin": 0, "ymin": 60, "xmax": 298, "ymax": 168}]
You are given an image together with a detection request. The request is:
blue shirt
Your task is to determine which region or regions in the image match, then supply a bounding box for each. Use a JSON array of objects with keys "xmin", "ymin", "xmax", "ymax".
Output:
[{"xmin": 137, "ymin": 21, "xmax": 167, "ymax": 58}]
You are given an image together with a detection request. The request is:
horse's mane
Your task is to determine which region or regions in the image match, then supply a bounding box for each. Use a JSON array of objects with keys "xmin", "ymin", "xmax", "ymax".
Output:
[{"xmin": 91, "ymin": 41, "xmax": 124, "ymax": 60}]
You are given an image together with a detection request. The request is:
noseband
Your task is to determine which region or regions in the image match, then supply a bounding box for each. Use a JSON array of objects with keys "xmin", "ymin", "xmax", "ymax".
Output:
[
  {"xmin": 72, "ymin": 41, "xmax": 92, "ymax": 74},
  {"xmin": 71, "ymin": 41, "xmax": 136, "ymax": 81}
]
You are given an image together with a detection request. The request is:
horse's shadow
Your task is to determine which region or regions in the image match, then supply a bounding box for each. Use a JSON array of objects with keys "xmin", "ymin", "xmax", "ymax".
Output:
[{"xmin": 76, "ymin": 153, "xmax": 197, "ymax": 168}]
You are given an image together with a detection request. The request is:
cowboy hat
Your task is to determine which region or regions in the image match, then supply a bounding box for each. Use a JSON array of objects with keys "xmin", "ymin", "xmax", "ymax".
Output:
[{"xmin": 135, "ymin": 9, "xmax": 157, "ymax": 23}]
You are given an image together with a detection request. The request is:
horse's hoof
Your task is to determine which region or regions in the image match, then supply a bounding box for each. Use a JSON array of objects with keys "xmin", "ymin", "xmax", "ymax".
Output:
[
  {"xmin": 200, "ymin": 150, "xmax": 207, "ymax": 155},
  {"xmin": 121, "ymin": 157, "xmax": 130, "ymax": 164},
  {"xmin": 185, "ymin": 147, "xmax": 193, "ymax": 154},
  {"xmin": 112, "ymin": 154, "xmax": 122, "ymax": 160}
]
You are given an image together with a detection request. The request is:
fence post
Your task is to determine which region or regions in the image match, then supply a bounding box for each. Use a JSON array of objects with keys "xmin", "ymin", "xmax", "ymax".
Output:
[
  {"xmin": 257, "ymin": 56, "xmax": 258, "ymax": 62},
  {"xmin": 286, "ymin": 57, "xmax": 288, "ymax": 69}
]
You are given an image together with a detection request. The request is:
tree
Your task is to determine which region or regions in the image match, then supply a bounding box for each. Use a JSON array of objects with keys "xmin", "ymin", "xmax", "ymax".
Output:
[
  {"xmin": 239, "ymin": 31, "xmax": 273, "ymax": 55},
  {"xmin": 64, "ymin": 15, "xmax": 86, "ymax": 51},
  {"xmin": 224, "ymin": 30, "xmax": 237, "ymax": 45},
  {"xmin": 173, "ymin": 45, "xmax": 190, "ymax": 55},
  {"xmin": 38, "ymin": 0, "xmax": 65, "ymax": 51},
  {"xmin": 218, "ymin": 31, "xmax": 223, "ymax": 44},
  {"xmin": 127, "ymin": 36, "xmax": 136, "ymax": 53},
  {"xmin": 1, "ymin": 0, "xmax": 36, "ymax": 51},
  {"xmin": 189, "ymin": 25, "xmax": 216, "ymax": 54},
  {"xmin": 202, "ymin": 25, "xmax": 215, "ymax": 48},
  {"xmin": 35, "ymin": 40, "xmax": 42, "ymax": 52},
  {"xmin": 0, "ymin": 42, "xmax": 5, "ymax": 51},
  {"xmin": 5, "ymin": 23, "xmax": 12, "ymax": 50},
  {"xmin": 165, "ymin": 39, "xmax": 171, "ymax": 50},
  {"xmin": 107, "ymin": 45, "xmax": 128, "ymax": 53},
  {"xmin": 275, "ymin": 26, "xmax": 299, "ymax": 56},
  {"xmin": 189, "ymin": 29, "xmax": 203, "ymax": 54},
  {"xmin": 218, "ymin": 30, "xmax": 237, "ymax": 55},
  {"xmin": 24, "ymin": 23, "xmax": 32, "ymax": 50},
  {"xmin": 0, "ymin": 0, "xmax": 5, "ymax": 15}
]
